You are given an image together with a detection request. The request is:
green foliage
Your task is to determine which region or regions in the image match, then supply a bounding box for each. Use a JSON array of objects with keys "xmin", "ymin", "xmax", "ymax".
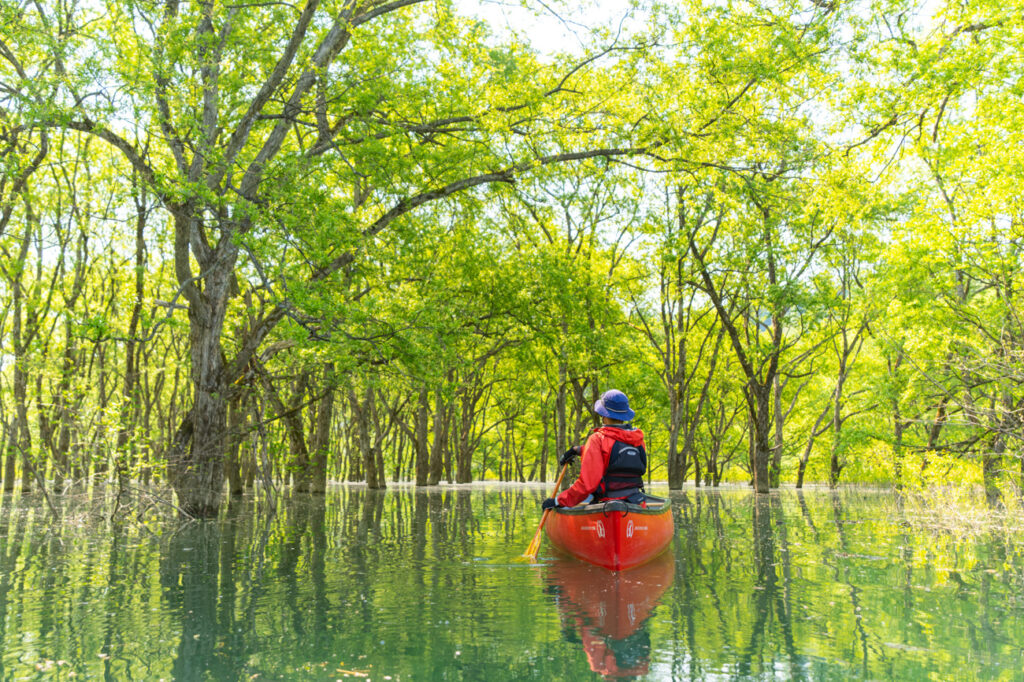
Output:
[{"xmin": 1, "ymin": 0, "xmax": 1023, "ymax": 498}]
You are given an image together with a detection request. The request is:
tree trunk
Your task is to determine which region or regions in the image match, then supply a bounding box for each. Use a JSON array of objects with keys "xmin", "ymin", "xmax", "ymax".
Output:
[
  {"xmin": 427, "ymin": 386, "xmax": 447, "ymax": 486},
  {"xmin": 749, "ymin": 383, "xmax": 773, "ymax": 494},
  {"xmin": 52, "ymin": 324, "xmax": 77, "ymax": 488},
  {"xmin": 309, "ymin": 366, "xmax": 335, "ymax": 494},
  {"xmin": 983, "ymin": 397, "xmax": 1012, "ymax": 508},
  {"xmin": 12, "ymin": 361, "xmax": 31, "ymax": 493},
  {"xmin": 983, "ymin": 436, "xmax": 1003, "ymax": 508},
  {"xmin": 540, "ymin": 416, "xmax": 549, "ymax": 483},
  {"xmin": 667, "ymin": 383, "xmax": 685, "ymax": 489},
  {"xmin": 556, "ymin": 355, "xmax": 568, "ymax": 456},
  {"xmin": 12, "ymin": 288, "xmax": 31, "ymax": 494},
  {"xmin": 225, "ymin": 397, "xmax": 246, "ymax": 496},
  {"xmin": 770, "ymin": 375, "xmax": 784, "ymax": 488},
  {"xmin": 6, "ymin": 221, "xmax": 33, "ymax": 493},
  {"xmin": 169, "ymin": 318, "xmax": 231, "ymax": 516},
  {"xmin": 455, "ymin": 389, "xmax": 476, "ymax": 484},
  {"xmin": 349, "ymin": 386, "xmax": 382, "ymax": 490},
  {"xmin": 166, "ymin": 208, "xmax": 241, "ymax": 516},
  {"xmin": 796, "ymin": 402, "xmax": 831, "ymax": 489},
  {"xmin": 115, "ymin": 191, "xmax": 147, "ymax": 480},
  {"xmin": 3, "ymin": 420, "xmax": 16, "ymax": 492},
  {"xmin": 35, "ymin": 375, "xmax": 53, "ymax": 486},
  {"xmin": 278, "ymin": 372, "xmax": 311, "ymax": 492},
  {"xmin": 893, "ymin": 417, "xmax": 906, "ymax": 489},
  {"xmin": 374, "ymin": 445, "xmax": 386, "ymax": 490},
  {"xmin": 415, "ymin": 387, "xmax": 430, "ymax": 486}
]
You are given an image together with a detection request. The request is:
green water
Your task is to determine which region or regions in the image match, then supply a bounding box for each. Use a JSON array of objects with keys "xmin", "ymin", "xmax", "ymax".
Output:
[{"xmin": 1, "ymin": 486, "xmax": 1022, "ymax": 680}]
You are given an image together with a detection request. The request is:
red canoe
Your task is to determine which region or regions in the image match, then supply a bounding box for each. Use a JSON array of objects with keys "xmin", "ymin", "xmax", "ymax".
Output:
[{"xmin": 544, "ymin": 495, "xmax": 674, "ymax": 571}]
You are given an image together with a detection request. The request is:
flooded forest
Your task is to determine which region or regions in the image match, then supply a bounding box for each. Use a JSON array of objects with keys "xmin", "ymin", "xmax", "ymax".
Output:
[{"xmin": 1, "ymin": 0, "xmax": 1023, "ymax": 520}]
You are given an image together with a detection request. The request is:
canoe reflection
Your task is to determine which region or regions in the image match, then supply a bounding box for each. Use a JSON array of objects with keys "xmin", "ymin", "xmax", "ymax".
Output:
[{"xmin": 545, "ymin": 551, "xmax": 675, "ymax": 679}]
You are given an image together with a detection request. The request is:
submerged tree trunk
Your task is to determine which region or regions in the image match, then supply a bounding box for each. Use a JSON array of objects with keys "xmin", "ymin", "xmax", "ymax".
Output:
[
  {"xmin": 309, "ymin": 366, "xmax": 335, "ymax": 494},
  {"xmin": 414, "ymin": 387, "xmax": 430, "ymax": 486},
  {"xmin": 770, "ymin": 375, "xmax": 784, "ymax": 488},
  {"xmin": 168, "ymin": 238, "xmax": 236, "ymax": 515},
  {"xmin": 666, "ymin": 382, "xmax": 686, "ymax": 489},
  {"xmin": 225, "ymin": 397, "xmax": 246, "ymax": 496},
  {"xmin": 796, "ymin": 401, "xmax": 831, "ymax": 489},
  {"xmin": 540, "ymin": 416, "xmax": 549, "ymax": 483},
  {"xmin": 116, "ymin": 186, "xmax": 147, "ymax": 481},
  {"xmin": 455, "ymin": 400, "xmax": 474, "ymax": 484},
  {"xmin": 983, "ymin": 435, "xmax": 1003, "ymax": 508},
  {"xmin": 11, "ymin": 357, "xmax": 31, "ymax": 493},
  {"xmin": 52, "ymin": 310, "xmax": 80, "ymax": 488},
  {"xmin": 5, "ymin": 219, "xmax": 33, "ymax": 493},
  {"xmin": 555, "ymin": 334, "xmax": 569, "ymax": 457},
  {"xmin": 749, "ymin": 382, "xmax": 774, "ymax": 494},
  {"xmin": 349, "ymin": 386, "xmax": 383, "ymax": 490},
  {"xmin": 428, "ymin": 380, "xmax": 450, "ymax": 486}
]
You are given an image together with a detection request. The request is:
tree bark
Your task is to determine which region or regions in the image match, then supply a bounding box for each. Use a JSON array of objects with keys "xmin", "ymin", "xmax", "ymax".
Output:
[
  {"xmin": 749, "ymin": 382, "xmax": 773, "ymax": 493},
  {"xmin": 225, "ymin": 397, "xmax": 246, "ymax": 496},
  {"xmin": 348, "ymin": 386, "xmax": 382, "ymax": 489},
  {"xmin": 309, "ymin": 365, "xmax": 335, "ymax": 494},
  {"xmin": 666, "ymin": 381, "xmax": 686, "ymax": 488},
  {"xmin": 167, "ymin": 233, "xmax": 236, "ymax": 515},
  {"xmin": 770, "ymin": 375, "xmax": 784, "ymax": 488},
  {"xmin": 6, "ymin": 221, "xmax": 32, "ymax": 493},
  {"xmin": 115, "ymin": 186, "xmax": 147, "ymax": 479},
  {"xmin": 796, "ymin": 400, "xmax": 831, "ymax": 489},
  {"xmin": 828, "ymin": 367, "xmax": 848, "ymax": 488},
  {"xmin": 414, "ymin": 387, "xmax": 430, "ymax": 486},
  {"xmin": 427, "ymin": 381, "xmax": 449, "ymax": 486}
]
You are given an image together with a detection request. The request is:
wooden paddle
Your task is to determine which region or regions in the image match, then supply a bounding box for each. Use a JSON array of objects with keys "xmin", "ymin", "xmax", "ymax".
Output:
[{"xmin": 523, "ymin": 462, "xmax": 570, "ymax": 562}]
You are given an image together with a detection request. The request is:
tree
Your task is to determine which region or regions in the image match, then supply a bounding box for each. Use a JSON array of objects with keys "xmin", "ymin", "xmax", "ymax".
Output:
[{"xmin": 9, "ymin": 0, "xmax": 663, "ymax": 514}]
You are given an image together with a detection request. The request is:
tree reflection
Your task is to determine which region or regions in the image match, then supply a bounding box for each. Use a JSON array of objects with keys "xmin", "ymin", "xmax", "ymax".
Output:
[
  {"xmin": 160, "ymin": 522, "xmax": 222, "ymax": 680},
  {"xmin": 544, "ymin": 552, "xmax": 674, "ymax": 679},
  {"xmin": 829, "ymin": 491, "xmax": 870, "ymax": 675},
  {"xmin": 6, "ymin": 487, "xmax": 1024, "ymax": 679},
  {"xmin": 740, "ymin": 494, "xmax": 801, "ymax": 679},
  {"xmin": 0, "ymin": 499, "xmax": 26, "ymax": 681}
]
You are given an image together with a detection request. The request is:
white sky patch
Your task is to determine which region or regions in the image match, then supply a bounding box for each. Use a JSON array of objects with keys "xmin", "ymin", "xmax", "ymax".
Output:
[{"xmin": 452, "ymin": 0, "xmax": 643, "ymax": 55}]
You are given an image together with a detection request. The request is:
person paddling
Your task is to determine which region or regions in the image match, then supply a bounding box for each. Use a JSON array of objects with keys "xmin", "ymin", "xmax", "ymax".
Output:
[{"xmin": 542, "ymin": 389, "xmax": 647, "ymax": 510}]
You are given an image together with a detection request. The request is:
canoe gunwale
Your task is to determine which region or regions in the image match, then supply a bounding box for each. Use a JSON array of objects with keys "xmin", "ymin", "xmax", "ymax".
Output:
[{"xmin": 550, "ymin": 494, "xmax": 670, "ymax": 517}]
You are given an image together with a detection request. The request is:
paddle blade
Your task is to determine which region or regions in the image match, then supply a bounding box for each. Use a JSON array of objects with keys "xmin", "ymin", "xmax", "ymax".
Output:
[
  {"xmin": 522, "ymin": 463, "xmax": 569, "ymax": 562},
  {"xmin": 523, "ymin": 507, "xmax": 553, "ymax": 561},
  {"xmin": 523, "ymin": 527, "xmax": 543, "ymax": 562}
]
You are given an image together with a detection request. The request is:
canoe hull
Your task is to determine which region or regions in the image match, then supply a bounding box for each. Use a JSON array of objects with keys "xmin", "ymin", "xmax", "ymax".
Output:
[{"xmin": 544, "ymin": 497, "xmax": 674, "ymax": 571}]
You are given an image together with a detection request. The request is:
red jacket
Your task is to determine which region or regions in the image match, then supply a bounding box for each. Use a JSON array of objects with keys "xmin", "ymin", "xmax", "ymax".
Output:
[{"xmin": 556, "ymin": 426, "xmax": 646, "ymax": 507}]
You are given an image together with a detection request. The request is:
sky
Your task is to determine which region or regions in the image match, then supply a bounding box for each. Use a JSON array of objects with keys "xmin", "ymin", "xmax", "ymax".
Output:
[{"xmin": 452, "ymin": 0, "xmax": 642, "ymax": 55}]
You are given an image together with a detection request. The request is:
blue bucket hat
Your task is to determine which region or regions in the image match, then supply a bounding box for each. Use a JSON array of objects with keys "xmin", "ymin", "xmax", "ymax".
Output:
[{"xmin": 593, "ymin": 389, "xmax": 635, "ymax": 422}]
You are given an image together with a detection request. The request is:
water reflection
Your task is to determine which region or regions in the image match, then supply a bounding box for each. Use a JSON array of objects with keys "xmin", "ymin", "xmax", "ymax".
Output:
[
  {"xmin": 739, "ymin": 495, "xmax": 800, "ymax": 678},
  {"xmin": 545, "ymin": 552, "xmax": 675, "ymax": 679},
  {"xmin": 1, "ymin": 487, "xmax": 1024, "ymax": 680}
]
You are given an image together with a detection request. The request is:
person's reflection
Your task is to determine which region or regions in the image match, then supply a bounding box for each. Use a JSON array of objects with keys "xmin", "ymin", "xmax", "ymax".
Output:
[{"xmin": 545, "ymin": 552, "xmax": 675, "ymax": 679}]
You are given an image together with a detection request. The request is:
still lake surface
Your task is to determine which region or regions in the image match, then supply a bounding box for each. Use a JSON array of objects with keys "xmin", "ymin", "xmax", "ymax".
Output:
[{"xmin": 1, "ymin": 485, "xmax": 1023, "ymax": 680}]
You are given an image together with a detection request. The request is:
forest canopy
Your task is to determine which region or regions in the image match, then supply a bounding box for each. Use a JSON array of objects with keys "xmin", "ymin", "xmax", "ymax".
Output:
[{"xmin": 0, "ymin": 0, "xmax": 1022, "ymax": 516}]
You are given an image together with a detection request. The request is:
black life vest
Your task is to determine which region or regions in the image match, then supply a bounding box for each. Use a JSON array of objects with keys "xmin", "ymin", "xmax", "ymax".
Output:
[{"xmin": 597, "ymin": 438, "xmax": 647, "ymax": 499}]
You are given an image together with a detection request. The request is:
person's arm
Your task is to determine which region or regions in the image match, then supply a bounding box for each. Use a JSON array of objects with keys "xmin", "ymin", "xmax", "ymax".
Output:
[{"xmin": 556, "ymin": 434, "xmax": 606, "ymax": 507}]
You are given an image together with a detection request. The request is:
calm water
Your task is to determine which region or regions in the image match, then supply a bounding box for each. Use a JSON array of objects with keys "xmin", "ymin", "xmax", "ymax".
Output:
[{"xmin": 1, "ymin": 485, "xmax": 1023, "ymax": 680}]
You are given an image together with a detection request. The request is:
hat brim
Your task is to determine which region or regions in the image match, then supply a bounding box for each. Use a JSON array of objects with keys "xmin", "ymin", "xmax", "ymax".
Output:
[{"xmin": 593, "ymin": 400, "xmax": 635, "ymax": 422}]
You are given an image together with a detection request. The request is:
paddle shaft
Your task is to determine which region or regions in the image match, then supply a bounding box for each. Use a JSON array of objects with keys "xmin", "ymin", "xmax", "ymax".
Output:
[{"xmin": 524, "ymin": 461, "xmax": 570, "ymax": 559}]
